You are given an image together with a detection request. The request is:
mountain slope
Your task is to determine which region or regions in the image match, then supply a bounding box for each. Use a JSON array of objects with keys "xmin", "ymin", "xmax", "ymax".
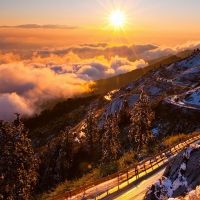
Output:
[
  {"xmin": 93, "ymin": 55, "xmax": 182, "ymax": 94},
  {"xmin": 25, "ymin": 52, "xmax": 200, "ymax": 151},
  {"xmin": 23, "ymin": 51, "xmax": 200, "ymax": 197}
]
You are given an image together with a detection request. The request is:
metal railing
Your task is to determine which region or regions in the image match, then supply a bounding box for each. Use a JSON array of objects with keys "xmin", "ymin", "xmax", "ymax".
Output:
[{"xmin": 47, "ymin": 132, "xmax": 200, "ymax": 200}]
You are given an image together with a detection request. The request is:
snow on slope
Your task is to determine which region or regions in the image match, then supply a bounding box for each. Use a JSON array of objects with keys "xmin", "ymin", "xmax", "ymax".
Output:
[
  {"xmin": 105, "ymin": 94, "xmax": 139, "ymax": 115},
  {"xmin": 160, "ymin": 52, "xmax": 200, "ymax": 80},
  {"xmin": 184, "ymin": 86, "xmax": 200, "ymax": 106},
  {"xmin": 177, "ymin": 52, "xmax": 200, "ymax": 69},
  {"xmin": 174, "ymin": 66, "xmax": 200, "ymax": 86},
  {"xmin": 95, "ymin": 52, "xmax": 200, "ymax": 130}
]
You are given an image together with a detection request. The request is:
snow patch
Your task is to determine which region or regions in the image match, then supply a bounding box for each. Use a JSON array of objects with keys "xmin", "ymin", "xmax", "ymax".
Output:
[{"xmin": 147, "ymin": 144, "xmax": 200, "ymax": 199}]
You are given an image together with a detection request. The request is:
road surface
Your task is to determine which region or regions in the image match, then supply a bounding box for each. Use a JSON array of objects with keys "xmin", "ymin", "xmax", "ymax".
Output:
[{"xmin": 102, "ymin": 166, "xmax": 166, "ymax": 200}]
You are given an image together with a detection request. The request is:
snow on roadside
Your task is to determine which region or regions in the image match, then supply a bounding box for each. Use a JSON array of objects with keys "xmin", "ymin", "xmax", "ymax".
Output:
[
  {"xmin": 147, "ymin": 144, "xmax": 200, "ymax": 199},
  {"xmin": 168, "ymin": 185, "xmax": 200, "ymax": 200}
]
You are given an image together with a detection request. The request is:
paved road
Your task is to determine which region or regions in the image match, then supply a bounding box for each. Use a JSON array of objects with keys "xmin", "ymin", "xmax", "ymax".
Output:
[
  {"xmin": 102, "ymin": 166, "xmax": 166, "ymax": 200},
  {"xmin": 101, "ymin": 139, "xmax": 200, "ymax": 200},
  {"xmin": 165, "ymin": 96, "xmax": 200, "ymax": 110},
  {"xmin": 48, "ymin": 135, "xmax": 200, "ymax": 200}
]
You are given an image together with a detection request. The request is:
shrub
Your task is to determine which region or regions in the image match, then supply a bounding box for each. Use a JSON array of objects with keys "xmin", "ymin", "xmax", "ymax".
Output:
[
  {"xmin": 163, "ymin": 133, "xmax": 187, "ymax": 148},
  {"xmin": 99, "ymin": 161, "xmax": 119, "ymax": 178}
]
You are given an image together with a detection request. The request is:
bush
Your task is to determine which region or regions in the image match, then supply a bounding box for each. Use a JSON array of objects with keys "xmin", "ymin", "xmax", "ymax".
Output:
[
  {"xmin": 99, "ymin": 161, "xmax": 119, "ymax": 178},
  {"xmin": 118, "ymin": 150, "xmax": 136, "ymax": 169},
  {"xmin": 163, "ymin": 133, "xmax": 187, "ymax": 148}
]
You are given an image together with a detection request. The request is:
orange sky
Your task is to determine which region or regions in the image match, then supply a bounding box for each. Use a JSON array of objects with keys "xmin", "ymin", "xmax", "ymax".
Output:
[
  {"xmin": 1, "ymin": 27, "xmax": 200, "ymax": 50},
  {"xmin": 1, "ymin": 0, "xmax": 200, "ymax": 47}
]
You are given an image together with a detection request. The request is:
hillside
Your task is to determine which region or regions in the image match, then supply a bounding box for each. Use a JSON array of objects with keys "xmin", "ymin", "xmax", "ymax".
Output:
[
  {"xmin": 22, "ymin": 51, "xmax": 200, "ymax": 198},
  {"xmin": 92, "ymin": 54, "xmax": 182, "ymax": 94}
]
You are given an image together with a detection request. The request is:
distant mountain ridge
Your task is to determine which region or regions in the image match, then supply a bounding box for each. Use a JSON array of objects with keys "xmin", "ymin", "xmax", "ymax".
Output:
[{"xmin": 93, "ymin": 50, "xmax": 193, "ymax": 94}]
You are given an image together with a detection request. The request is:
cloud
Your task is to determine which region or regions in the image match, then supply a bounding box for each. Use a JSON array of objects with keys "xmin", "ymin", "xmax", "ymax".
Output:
[
  {"xmin": 29, "ymin": 53, "xmax": 147, "ymax": 80},
  {"xmin": 140, "ymin": 40, "xmax": 200, "ymax": 61},
  {"xmin": 0, "ymin": 93, "xmax": 33, "ymax": 122},
  {"xmin": 0, "ymin": 52, "xmax": 21, "ymax": 64},
  {"xmin": 0, "ymin": 24, "xmax": 79, "ymax": 29},
  {"xmin": 35, "ymin": 41, "xmax": 200, "ymax": 62},
  {"xmin": 0, "ymin": 51, "xmax": 148, "ymax": 121},
  {"xmin": 3, "ymin": 41, "xmax": 200, "ymax": 63},
  {"xmin": 174, "ymin": 40, "xmax": 200, "ymax": 51},
  {"xmin": 1, "ymin": 40, "xmax": 200, "ymax": 122},
  {"xmin": 37, "ymin": 43, "xmax": 158, "ymax": 60},
  {"xmin": 0, "ymin": 61, "xmax": 93, "ymax": 122}
]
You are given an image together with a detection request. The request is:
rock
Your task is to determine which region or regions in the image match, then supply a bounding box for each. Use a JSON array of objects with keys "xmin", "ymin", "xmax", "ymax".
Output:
[{"xmin": 144, "ymin": 145, "xmax": 200, "ymax": 200}]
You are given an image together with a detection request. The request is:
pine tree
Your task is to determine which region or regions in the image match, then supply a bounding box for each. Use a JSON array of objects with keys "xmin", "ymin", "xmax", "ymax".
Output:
[
  {"xmin": 38, "ymin": 127, "xmax": 78, "ymax": 191},
  {"xmin": 118, "ymin": 98, "xmax": 131, "ymax": 126},
  {"xmin": 128, "ymin": 88, "xmax": 154, "ymax": 151},
  {"xmin": 54, "ymin": 127, "xmax": 77, "ymax": 182},
  {"xmin": 0, "ymin": 116, "xmax": 39, "ymax": 200},
  {"xmin": 81, "ymin": 111, "xmax": 99, "ymax": 156},
  {"xmin": 101, "ymin": 113, "xmax": 122, "ymax": 164}
]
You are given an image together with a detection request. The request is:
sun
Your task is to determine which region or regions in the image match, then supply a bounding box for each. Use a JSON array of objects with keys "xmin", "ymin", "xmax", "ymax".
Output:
[{"xmin": 110, "ymin": 11, "xmax": 125, "ymax": 28}]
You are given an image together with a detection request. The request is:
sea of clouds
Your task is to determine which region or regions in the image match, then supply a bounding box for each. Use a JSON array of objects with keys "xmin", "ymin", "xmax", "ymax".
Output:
[{"xmin": 1, "ymin": 41, "xmax": 200, "ymax": 122}]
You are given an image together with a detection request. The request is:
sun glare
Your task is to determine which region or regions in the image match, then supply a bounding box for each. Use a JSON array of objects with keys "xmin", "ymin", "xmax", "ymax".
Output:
[{"xmin": 110, "ymin": 11, "xmax": 125, "ymax": 28}]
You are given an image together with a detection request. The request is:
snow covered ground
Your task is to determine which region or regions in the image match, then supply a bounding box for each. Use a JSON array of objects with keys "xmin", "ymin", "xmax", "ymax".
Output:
[{"xmin": 184, "ymin": 86, "xmax": 200, "ymax": 107}]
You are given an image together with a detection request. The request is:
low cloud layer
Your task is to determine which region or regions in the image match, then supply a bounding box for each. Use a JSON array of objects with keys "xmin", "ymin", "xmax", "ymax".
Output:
[
  {"xmin": 0, "ymin": 93, "xmax": 33, "ymax": 122},
  {"xmin": 37, "ymin": 43, "xmax": 158, "ymax": 61},
  {"xmin": 140, "ymin": 40, "xmax": 200, "ymax": 61},
  {"xmin": 0, "ymin": 51, "xmax": 146, "ymax": 122},
  {"xmin": 1, "ymin": 40, "xmax": 200, "ymax": 122},
  {"xmin": 0, "ymin": 24, "xmax": 78, "ymax": 29},
  {"xmin": 25, "ymin": 41, "xmax": 200, "ymax": 62}
]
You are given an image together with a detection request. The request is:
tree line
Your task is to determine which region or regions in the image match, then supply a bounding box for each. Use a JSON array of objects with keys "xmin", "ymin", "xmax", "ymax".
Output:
[{"xmin": 0, "ymin": 90, "xmax": 154, "ymax": 199}]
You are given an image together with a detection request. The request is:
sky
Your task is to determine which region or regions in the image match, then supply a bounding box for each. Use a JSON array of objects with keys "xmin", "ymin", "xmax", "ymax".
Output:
[
  {"xmin": 1, "ymin": 0, "xmax": 200, "ymax": 45},
  {"xmin": 0, "ymin": 0, "xmax": 200, "ymax": 121},
  {"xmin": 1, "ymin": 0, "xmax": 200, "ymax": 28}
]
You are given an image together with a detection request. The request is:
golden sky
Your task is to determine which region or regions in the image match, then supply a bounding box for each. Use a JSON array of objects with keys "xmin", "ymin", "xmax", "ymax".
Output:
[{"xmin": 0, "ymin": 0, "xmax": 200, "ymax": 47}]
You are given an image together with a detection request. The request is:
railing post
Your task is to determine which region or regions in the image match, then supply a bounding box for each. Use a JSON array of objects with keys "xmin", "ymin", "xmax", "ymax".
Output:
[
  {"xmin": 135, "ymin": 166, "xmax": 139, "ymax": 179},
  {"xmin": 118, "ymin": 173, "xmax": 120, "ymax": 190},
  {"xmin": 83, "ymin": 188, "xmax": 86, "ymax": 197},
  {"xmin": 143, "ymin": 164, "xmax": 147, "ymax": 174},
  {"xmin": 178, "ymin": 142, "xmax": 181, "ymax": 149},
  {"xmin": 174, "ymin": 145, "xmax": 178, "ymax": 153},
  {"xmin": 150, "ymin": 159, "xmax": 153, "ymax": 170},
  {"xmin": 160, "ymin": 154, "xmax": 164, "ymax": 163},
  {"xmin": 156, "ymin": 157, "xmax": 160, "ymax": 167}
]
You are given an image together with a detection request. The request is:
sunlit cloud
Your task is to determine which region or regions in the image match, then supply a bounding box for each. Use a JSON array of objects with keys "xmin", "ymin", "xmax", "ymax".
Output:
[
  {"xmin": 0, "ymin": 50, "xmax": 147, "ymax": 121},
  {"xmin": 1, "ymin": 40, "xmax": 200, "ymax": 121},
  {"xmin": 0, "ymin": 24, "xmax": 79, "ymax": 29},
  {"xmin": 0, "ymin": 93, "xmax": 33, "ymax": 122}
]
